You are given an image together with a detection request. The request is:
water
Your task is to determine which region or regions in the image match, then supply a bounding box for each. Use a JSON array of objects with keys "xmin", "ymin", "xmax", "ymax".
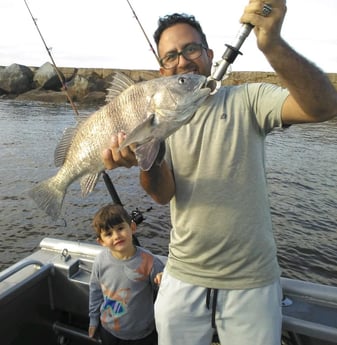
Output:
[{"xmin": 1, "ymin": 99, "xmax": 336, "ymax": 286}]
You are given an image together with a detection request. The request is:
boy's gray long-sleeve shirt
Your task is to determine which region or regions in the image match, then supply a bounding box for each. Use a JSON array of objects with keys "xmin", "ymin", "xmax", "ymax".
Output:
[{"xmin": 89, "ymin": 246, "xmax": 164, "ymax": 340}]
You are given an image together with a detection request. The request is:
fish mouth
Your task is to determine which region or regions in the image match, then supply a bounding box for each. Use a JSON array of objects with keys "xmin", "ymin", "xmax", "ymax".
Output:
[
  {"xmin": 199, "ymin": 81, "xmax": 211, "ymax": 92},
  {"xmin": 198, "ymin": 78, "xmax": 212, "ymax": 95},
  {"xmin": 197, "ymin": 75, "xmax": 211, "ymax": 93}
]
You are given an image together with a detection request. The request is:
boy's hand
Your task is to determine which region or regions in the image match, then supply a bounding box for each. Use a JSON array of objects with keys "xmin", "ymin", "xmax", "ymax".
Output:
[
  {"xmin": 154, "ymin": 272, "xmax": 163, "ymax": 285},
  {"xmin": 88, "ymin": 325, "xmax": 97, "ymax": 338}
]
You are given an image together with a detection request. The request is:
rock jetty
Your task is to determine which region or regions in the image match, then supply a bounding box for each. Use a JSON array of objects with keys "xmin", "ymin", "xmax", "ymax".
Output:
[
  {"xmin": 0, "ymin": 62, "xmax": 159, "ymax": 106},
  {"xmin": 0, "ymin": 62, "xmax": 336, "ymax": 107}
]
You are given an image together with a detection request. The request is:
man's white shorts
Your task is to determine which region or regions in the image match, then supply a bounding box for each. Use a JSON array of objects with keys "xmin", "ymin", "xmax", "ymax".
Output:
[{"xmin": 154, "ymin": 270, "xmax": 282, "ymax": 345}]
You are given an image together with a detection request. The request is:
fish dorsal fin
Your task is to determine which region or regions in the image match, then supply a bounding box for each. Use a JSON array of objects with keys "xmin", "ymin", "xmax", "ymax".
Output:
[
  {"xmin": 54, "ymin": 115, "xmax": 89, "ymax": 167},
  {"xmin": 76, "ymin": 113, "xmax": 92, "ymax": 124},
  {"xmin": 105, "ymin": 72, "xmax": 135, "ymax": 102},
  {"xmin": 54, "ymin": 127, "xmax": 77, "ymax": 167}
]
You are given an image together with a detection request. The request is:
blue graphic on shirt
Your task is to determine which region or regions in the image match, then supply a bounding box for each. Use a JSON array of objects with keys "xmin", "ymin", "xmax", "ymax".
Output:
[
  {"xmin": 101, "ymin": 287, "xmax": 130, "ymax": 331},
  {"xmin": 103, "ymin": 296, "xmax": 126, "ymax": 316}
]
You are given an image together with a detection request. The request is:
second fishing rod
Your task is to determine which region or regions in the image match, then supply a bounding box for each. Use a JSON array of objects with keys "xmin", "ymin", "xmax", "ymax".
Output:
[{"xmin": 125, "ymin": 0, "xmax": 258, "ymax": 93}]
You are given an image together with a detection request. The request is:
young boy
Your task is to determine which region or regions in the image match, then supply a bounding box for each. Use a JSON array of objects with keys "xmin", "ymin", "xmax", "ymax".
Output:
[{"xmin": 88, "ymin": 203, "xmax": 164, "ymax": 345}]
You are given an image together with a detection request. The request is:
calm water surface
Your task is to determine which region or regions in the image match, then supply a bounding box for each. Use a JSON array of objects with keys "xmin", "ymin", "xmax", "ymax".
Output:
[{"xmin": 0, "ymin": 99, "xmax": 336, "ymax": 286}]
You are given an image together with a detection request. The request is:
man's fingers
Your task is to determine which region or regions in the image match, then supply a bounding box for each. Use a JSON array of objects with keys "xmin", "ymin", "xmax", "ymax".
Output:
[
  {"xmin": 102, "ymin": 148, "xmax": 117, "ymax": 170},
  {"xmin": 102, "ymin": 134, "xmax": 138, "ymax": 170}
]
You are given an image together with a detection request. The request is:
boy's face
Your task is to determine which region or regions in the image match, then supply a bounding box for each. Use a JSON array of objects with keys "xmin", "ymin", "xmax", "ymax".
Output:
[{"xmin": 98, "ymin": 221, "xmax": 136, "ymax": 259}]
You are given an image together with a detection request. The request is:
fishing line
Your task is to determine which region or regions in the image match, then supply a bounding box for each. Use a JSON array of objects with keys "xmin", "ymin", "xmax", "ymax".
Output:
[
  {"xmin": 23, "ymin": 0, "xmax": 80, "ymax": 117},
  {"xmin": 125, "ymin": 0, "xmax": 161, "ymax": 66},
  {"xmin": 23, "ymin": 0, "xmax": 154, "ymax": 226},
  {"xmin": 124, "ymin": 0, "xmax": 254, "ymax": 93}
]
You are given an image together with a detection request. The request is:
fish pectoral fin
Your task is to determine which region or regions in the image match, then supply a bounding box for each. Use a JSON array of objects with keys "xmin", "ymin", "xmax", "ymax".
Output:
[
  {"xmin": 54, "ymin": 127, "xmax": 77, "ymax": 167},
  {"xmin": 120, "ymin": 114, "xmax": 156, "ymax": 150},
  {"xmin": 80, "ymin": 173, "xmax": 100, "ymax": 197},
  {"xmin": 135, "ymin": 139, "xmax": 161, "ymax": 171}
]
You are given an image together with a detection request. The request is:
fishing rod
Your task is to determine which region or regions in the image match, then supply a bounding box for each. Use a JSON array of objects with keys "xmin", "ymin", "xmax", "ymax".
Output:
[
  {"xmin": 24, "ymin": 0, "xmax": 131, "ymax": 215},
  {"xmin": 102, "ymin": 171, "xmax": 123, "ymax": 205},
  {"xmin": 208, "ymin": 2, "xmax": 273, "ymax": 91},
  {"xmin": 23, "ymin": 0, "xmax": 80, "ymax": 117},
  {"xmin": 124, "ymin": 0, "xmax": 254, "ymax": 93},
  {"xmin": 125, "ymin": 0, "xmax": 161, "ymax": 66},
  {"xmin": 206, "ymin": 23, "xmax": 253, "ymax": 93}
]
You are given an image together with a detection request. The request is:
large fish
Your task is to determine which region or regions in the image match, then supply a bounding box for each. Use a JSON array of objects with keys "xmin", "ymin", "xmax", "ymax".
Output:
[{"xmin": 29, "ymin": 72, "xmax": 210, "ymax": 220}]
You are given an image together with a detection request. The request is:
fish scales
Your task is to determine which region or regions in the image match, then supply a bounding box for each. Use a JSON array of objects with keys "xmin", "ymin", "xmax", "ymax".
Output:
[{"xmin": 29, "ymin": 72, "xmax": 210, "ymax": 220}]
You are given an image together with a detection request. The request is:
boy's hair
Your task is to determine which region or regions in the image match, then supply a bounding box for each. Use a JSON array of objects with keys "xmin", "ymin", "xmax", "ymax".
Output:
[
  {"xmin": 93, "ymin": 204, "xmax": 132, "ymax": 237},
  {"xmin": 153, "ymin": 13, "xmax": 209, "ymax": 49}
]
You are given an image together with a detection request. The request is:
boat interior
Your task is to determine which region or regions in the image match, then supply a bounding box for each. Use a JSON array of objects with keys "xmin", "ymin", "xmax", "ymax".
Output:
[{"xmin": 1, "ymin": 238, "xmax": 336, "ymax": 345}]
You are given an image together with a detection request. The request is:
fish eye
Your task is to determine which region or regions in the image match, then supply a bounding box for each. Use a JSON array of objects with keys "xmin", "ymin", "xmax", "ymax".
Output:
[{"xmin": 178, "ymin": 77, "xmax": 187, "ymax": 85}]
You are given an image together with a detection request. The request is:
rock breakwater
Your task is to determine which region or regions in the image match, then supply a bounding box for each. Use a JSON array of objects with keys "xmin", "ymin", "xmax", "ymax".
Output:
[{"xmin": 0, "ymin": 62, "xmax": 336, "ymax": 106}]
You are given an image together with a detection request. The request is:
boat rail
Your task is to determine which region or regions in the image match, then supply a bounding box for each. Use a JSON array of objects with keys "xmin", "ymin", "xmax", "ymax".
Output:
[
  {"xmin": 282, "ymin": 277, "xmax": 337, "ymax": 307},
  {"xmin": 40, "ymin": 237, "xmax": 102, "ymax": 257},
  {"xmin": 283, "ymin": 315, "xmax": 337, "ymax": 344},
  {"xmin": 0, "ymin": 260, "xmax": 44, "ymax": 283},
  {"xmin": 0, "ymin": 259, "xmax": 53, "ymax": 305}
]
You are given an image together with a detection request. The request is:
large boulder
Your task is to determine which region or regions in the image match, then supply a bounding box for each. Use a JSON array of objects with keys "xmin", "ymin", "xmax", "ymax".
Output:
[
  {"xmin": 16, "ymin": 89, "xmax": 68, "ymax": 103},
  {"xmin": 0, "ymin": 63, "xmax": 34, "ymax": 94},
  {"xmin": 67, "ymin": 72, "xmax": 108, "ymax": 101},
  {"xmin": 33, "ymin": 62, "xmax": 64, "ymax": 90}
]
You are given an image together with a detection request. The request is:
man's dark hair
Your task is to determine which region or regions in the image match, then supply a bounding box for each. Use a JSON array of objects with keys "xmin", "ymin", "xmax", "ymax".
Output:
[{"xmin": 153, "ymin": 13, "xmax": 209, "ymax": 49}]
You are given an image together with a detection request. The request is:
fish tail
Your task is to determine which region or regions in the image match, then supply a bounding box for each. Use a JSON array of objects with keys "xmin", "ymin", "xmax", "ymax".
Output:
[{"xmin": 28, "ymin": 177, "xmax": 65, "ymax": 220}]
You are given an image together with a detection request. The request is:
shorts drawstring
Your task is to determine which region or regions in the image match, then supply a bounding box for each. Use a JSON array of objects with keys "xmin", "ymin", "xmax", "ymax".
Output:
[{"xmin": 206, "ymin": 288, "xmax": 218, "ymax": 329}]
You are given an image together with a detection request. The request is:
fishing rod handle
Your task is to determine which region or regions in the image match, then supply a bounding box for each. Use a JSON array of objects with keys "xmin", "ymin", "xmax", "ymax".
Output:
[
  {"xmin": 102, "ymin": 171, "xmax": 123, "ymax": 205},
  {"xmin": 233, "ymin": 23, "xmax": 254, "ymax": 51},
  {"xmin": 206, "ymin": 23, "xmax": 253, "ymax": 92}
]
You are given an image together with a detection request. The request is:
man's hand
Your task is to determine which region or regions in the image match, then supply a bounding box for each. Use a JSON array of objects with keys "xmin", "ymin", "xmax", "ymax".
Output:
[
  {"xmin": 102, "ymin": 132, "xmax": 138, "ymax": 170},
  {"xmin": 240, "ymin": 0, "xmax": 286, "ymax": 53},
  {"xmin": 241, "ymin": 0, "xmax": 337, "ymax": 123}
]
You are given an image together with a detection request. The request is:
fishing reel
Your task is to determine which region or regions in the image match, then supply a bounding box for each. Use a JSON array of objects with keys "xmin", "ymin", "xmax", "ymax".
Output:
[{"xmin": 131, "ymin": 208, "xmax": 145, "ymax": 225}]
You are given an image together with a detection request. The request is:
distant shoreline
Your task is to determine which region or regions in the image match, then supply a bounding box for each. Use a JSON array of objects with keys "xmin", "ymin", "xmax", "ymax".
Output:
[
  {"xmin": 1, "ymin": 64, "xmax": 336, "ymax": 86},
  {"xmin": 32, "ymin": 67, "xmax": 337, "ymax": 90},
  {"xmin": 1, "ymin": 63, "xmax": 336, "ymax": 105},
  {"xmin": 2, "ymin": 64, "xmax": 336, "ymax": 84}
]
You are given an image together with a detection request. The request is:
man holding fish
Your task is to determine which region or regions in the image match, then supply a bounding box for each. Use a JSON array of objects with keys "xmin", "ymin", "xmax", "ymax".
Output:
[{"xmin": 103, "ymin": 0, "xmax": 337, "ymax": 344}]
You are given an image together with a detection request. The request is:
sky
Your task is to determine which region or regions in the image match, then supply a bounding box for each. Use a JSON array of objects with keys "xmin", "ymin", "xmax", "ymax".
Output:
[{"xmin": 0, "ymin": 0, "xmax": 336, "ymax": 73}]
